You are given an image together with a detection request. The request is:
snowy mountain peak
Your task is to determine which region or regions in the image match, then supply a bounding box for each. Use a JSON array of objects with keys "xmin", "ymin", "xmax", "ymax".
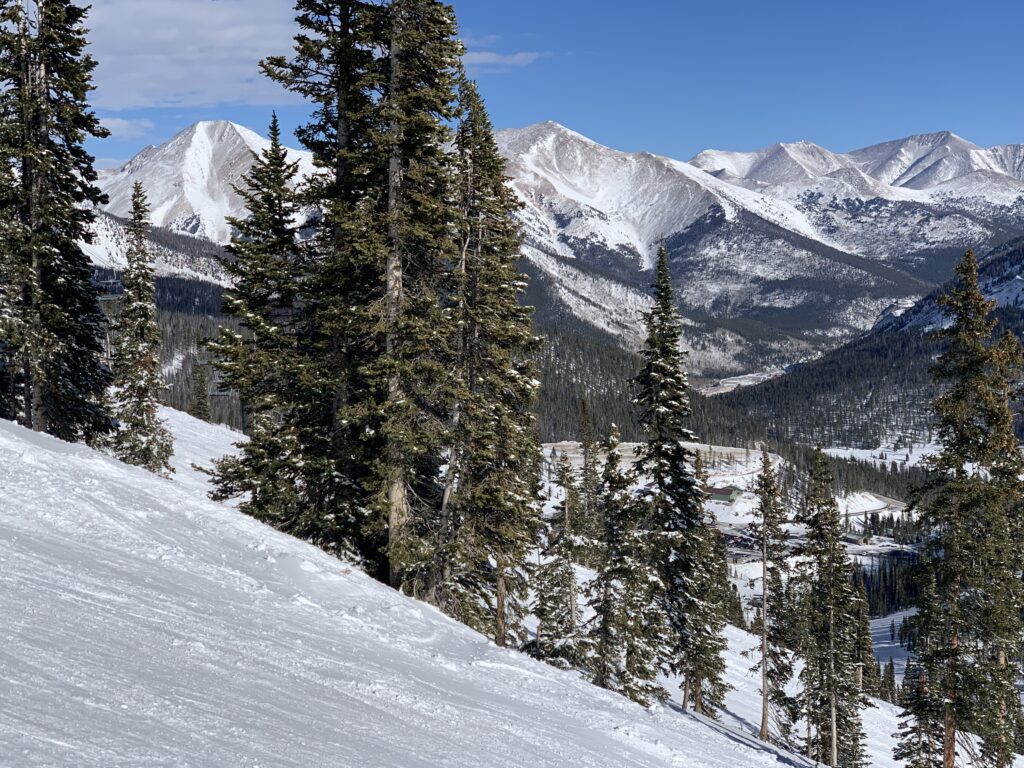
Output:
[{"xmin": 98, "ymin": 120, "xmax": 313, "ymax": 244}]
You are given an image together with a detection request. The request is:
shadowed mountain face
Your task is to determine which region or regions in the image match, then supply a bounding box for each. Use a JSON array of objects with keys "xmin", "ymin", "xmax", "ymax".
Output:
[{"xmin": 95, "ymin": 120, "xmax": 1024, "ymax": 377}]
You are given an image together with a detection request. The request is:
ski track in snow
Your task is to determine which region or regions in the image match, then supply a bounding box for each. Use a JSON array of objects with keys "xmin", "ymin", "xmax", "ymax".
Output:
[
  {"xmin": 0, "ymin": 411, "xmax": 799, "ymax": 767},
  {"xmin": 3, "ymin": 411, "xmax": 1020, "ymax": 766}
]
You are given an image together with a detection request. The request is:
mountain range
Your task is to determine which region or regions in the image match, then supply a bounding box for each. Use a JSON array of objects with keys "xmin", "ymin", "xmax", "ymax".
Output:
[{"xmin": 93, "ymin": 120, "xmax": 1024, "ymax": 377}]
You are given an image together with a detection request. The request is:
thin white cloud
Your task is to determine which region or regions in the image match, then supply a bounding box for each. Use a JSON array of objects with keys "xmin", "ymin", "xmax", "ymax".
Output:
[
  {"xmin": 463, "ymin": 51, "xmax": 542, "ymax": 69},
  {"xmin": 100, "ymin": 117, "xmax": 154, "ymax": 140},
  {"xmin": 88, "ymin": 0, "xmax": 296, "ymax": 110},
  {"xmin": 85, "ymin": 1, "xmax": 537, "ymax": 110}
]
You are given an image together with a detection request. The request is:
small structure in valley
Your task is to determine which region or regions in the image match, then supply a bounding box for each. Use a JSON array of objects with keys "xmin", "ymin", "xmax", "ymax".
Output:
[{"xmin": 706, "ymin": 485, "xmax": 743, "ymax": 504}]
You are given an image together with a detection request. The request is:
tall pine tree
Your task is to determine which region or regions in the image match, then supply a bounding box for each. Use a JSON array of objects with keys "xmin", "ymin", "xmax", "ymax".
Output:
[
  {"xmin": 532, "ymin": 452, "xmax": 580, "ymax": 669},
  {"xmin": 632, "ymin": 244, "xmax": 726, "ymax": 715},
  {"xmin": 110, "ymin": 183, "xmax": 173, "ymax": 474},
  {"xmin": 797, "ymin": 449, "xmax": 865, "ymax": 768},
  {"xmin": 585, "ymin": 427, "xmax": 668, "ymax": 706},
  {"xmin": 260, "ymin": 0, "xmax": 387, "ymax": 572},
  {"xmin": 0, "ymin": 0, "xmax": 111, "ymax": 442},
  {"xmin": 908, "ymin": 250, "xmax": 1024, "ymax": 768},
  {"xmin": 750, "ymin": 447, "xmax": 795, "ymax": 744},
  {"xmin": 209, "ymin": 115, "xmax": 313, "ymax": 540},
  {"xmin": 371, "ymin": 0, "xmax": 463, "ymax": 589},
  {"xmin": 423, "ymin": 76, "xmax": 541, "ymax": 644}
]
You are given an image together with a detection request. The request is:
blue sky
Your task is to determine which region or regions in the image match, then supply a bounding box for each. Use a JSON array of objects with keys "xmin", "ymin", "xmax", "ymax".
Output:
[{"xmin": 87, "ymin": 0, "xmax": 1024, "ymax": 168}]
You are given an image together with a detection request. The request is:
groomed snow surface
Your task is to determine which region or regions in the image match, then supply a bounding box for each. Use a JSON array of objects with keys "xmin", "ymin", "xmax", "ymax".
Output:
[
  {"xmin": 3, "ymin": 411, "xmax": 1018, "ymax": 766},
  {"xmin": 0, "ymin": 410, "xmax": 800, "ymax": 767}
]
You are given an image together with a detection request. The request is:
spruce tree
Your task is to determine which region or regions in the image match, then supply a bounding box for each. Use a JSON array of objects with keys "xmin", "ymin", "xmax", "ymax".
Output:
[
  {"xmin": 260, "ymin": 0, "xmax": 386, "ymax": 572},
  {"xmin": 187, "ymin": 359, "xmax": 210, "ymax": 422},
  {"xmin": 209, "ymin": 115, "xmax": 312, "ymax": 540},
  {"xmin": 853, "ymin": 579, "xmax": 879, "ymax": 697},
  {"xmin": 371, "ymin": 0, "xmax": 463, "ymax": 589},
  {"xmin": 424, "ymin": 76, "xmax": 541, "ymax": 644},
  {"xmin": 0, "ymin": 0, "xmax": 111, "ymax": 441},
  {"xmin": 110, "ymin": 183, "xmax": 173, "ymax": 474},
  {"xmin": 896, "ymin": 567, "xmax": 945, "ymax": 766},
  {"xmin": 632, "ymin": 244, "xmax": 726, "ymax": 716},
  {"xmin": 585, "ymin": 427, "xmax": 667, "ymax": 706},
  {"xmin": 681, "ymin": 454, "xmax": 730, "ymax": 716},
  {"xmin": 797, "ymin": 449, "xmax": 865, "ymax": 768},
  {"xmin": 533, "ymin": 457, "xmax": 580, "ymax": 669},
  {"xmin": 909, "ymin": 250, "xmax": 1024, "ymax": 768},
  {"xmin": 750, "ymin": 448, "xmax": 796, "ymax": 743},
  {"xmin": 577, "ymin": 398, "xmax": 601, "ymax": 560}
]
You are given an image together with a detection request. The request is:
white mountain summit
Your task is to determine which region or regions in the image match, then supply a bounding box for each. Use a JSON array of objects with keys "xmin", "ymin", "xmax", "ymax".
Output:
[
  {"xmin": 99, "ymin": 120, "xmax": 314, "ymax": 244},
  {"xmin": 95, "ymin": 119, "xmax": 1024, "ymax": 376}
]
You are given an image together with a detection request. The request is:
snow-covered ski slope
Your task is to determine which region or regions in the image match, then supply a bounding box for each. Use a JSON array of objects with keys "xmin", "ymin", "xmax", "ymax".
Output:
[{"xmin": 0, "ymin": 410, "xmax": 809, "ymax": 768}]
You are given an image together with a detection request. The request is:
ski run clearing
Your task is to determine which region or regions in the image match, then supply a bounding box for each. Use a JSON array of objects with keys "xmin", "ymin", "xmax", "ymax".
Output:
[{"xmin": 1, "ymin": 409, "xmax": 1019, "ymax": 767}]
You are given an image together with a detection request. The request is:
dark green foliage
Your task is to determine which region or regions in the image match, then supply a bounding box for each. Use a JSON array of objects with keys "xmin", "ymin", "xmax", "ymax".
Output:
[
  {"xmin": 260, "ymin": 1, "xmax": 387, "ymax": 571},
  {"xmin": 905, "ymin": 250, "xmax": 1024, "ymax": 768},
  {"xmin": 208, "ymin": 115, "xmax": 316, "ymax": 543},
  {"xmin": 632, "ymin": 246, "xmax": 727, "ymax": 716},
  {"xmin": 852, "ymin": 580, "xmax": 879, "ymax": 698},
  {"xmin": 421, "ymin": 77, "xmax": 541, "ymax": 643},
  {"xmin": 679, "ymin": 455, "xmax": 730, "ymax": 716},
  {"xmin": 894, "ymin": 659, "xmax": 944, "ymax": 768},
  {"xmin": 0, "ymin": 0, "xmax": 111, "ymax": 442},
  {"xmin": 584, "ymin": 428, "xmax": 667, "ymax": 706},
  {"xmin": 110, "ymin": 184, "xmax": 173, "ymax": 473},
  {"xmin": 796, "ymin": 449, "xmax": 865, "ymax": 768},
  {"xmin": 750, "ymin": 448, "xmax": 796, "ymax": 744},
  {"xmin": 244, "ymin": 3, "xmax": 544, "ymax": 641},
  {"xmin": 187, "ymin": 360, "xmax": 210, "ymax": 422},
  {"xmin": 532, "ymin": 453, "xmax": 580, "ymax": 669}
]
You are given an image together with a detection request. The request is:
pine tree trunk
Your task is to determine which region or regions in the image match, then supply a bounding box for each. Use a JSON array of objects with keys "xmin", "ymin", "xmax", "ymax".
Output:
[
  {"xmin": 20, "ymin": 4, "xmax": 47, "ymax": 433},
  {"xmin": 435, "ymin": 228, "xmax": 472, "ymax": 601},
  {"xmin": 944, "ymin": 577, "xmax": 960, "ymax": 768},
  {"xmin": 681, "ymin": 674, "xmax": 689, "ymax": 712},
  {"xmin": 829, "ymin": 693, "xmax": 838, "ymax": 768},
  {"xmin": 760, "ymin": 532, "xmax": 770, "ymax": 742},
  {"xmin": 385, "ymin": 9, "xmax": 410, "ymax": 589},
  {"xmin": 693, "ymin": 672, "xmax": 703, "ymax": 715},
  {"xmin": 495, "ymin": 567, "xmax": 506, "ymax": 647}
]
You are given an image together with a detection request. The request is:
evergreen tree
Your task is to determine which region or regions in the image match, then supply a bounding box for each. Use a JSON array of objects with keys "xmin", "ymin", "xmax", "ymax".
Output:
[
  {"xmin": 632, "ymin": 245, "xmax": 726, "ymax": 716},
  {"xmin": 910, "ymin": 250, "xmax": 1024, "ymax": 768},
  {"xmin": 0, "ymin": 0, "xmax": 111, "ymax": 442},
  {"xmin": 585, "ymin": 427, "xmax": 667, "ymax": 706},
  {"xmin": 533, "ymin": 457, "xmax": 580, "ymax": 669},
  {"xmin": 797, "ymin": 449, "xmax": 865, "ymax": 768},
  {"xmin": 577, "ymin": 398, "xmax": 601, "ymax": 558},
  {"xmin": 368, "ymin": 0, "xmax": 464, "ymax": 589},
  {"xmin": 187, "ymin": 358, "xmax": 210, "ymax": 422},
  {"xmin": 681, "ymin": 454, "xmax": 730, "ymax": 716},
  {"xmin": 882, "ymin": 657, "xmax": 896, "ymax": 702},
  {"xmin": 552, "ymin": 451, "xmax": 581, "ymax": 544},
  {"xmin": 896, "ymin": 569, "xmax": 946, "ymax": 767},
  {"xmin": 750, "ymin": 448, "xmax": 796, "ymax": 744},
  {"xmin": 852, "ymin": 580, "xmax": 879, "ymax": 697},
  {"xmin": 260, "ymin": 0, "xmax": 387, "ymax": 572},
  {"xmin": 895, "ymin": 659, "xmax": 945, "ymax": 768},
  {"xmin": 209, "ymin": 115, "xmax": 313, "ymax": 540},
  {"xmin": 423, "ymin": 76, "xmax": 541, "ymax": 644},
  {"xmin": 110, "ymin": 183, "xmax": 173, "ymax": 473}
]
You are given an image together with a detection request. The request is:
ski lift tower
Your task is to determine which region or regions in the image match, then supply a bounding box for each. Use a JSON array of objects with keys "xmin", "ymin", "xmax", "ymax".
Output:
[{"xmin": 94, "ymin": 273, "xmax": 123, "ymax": 367}]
